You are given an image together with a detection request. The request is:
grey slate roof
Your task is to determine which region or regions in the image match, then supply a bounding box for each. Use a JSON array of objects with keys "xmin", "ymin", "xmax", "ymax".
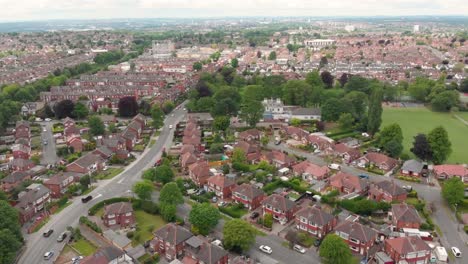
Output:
[{"xmin": 401, "ymin": 159, "xmax": 424, "ymax": 173}]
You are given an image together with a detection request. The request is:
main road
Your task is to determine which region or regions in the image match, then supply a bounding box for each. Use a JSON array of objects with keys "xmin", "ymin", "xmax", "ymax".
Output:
[{"xmin": 19, "ymin": 105, "xmax": 187, "ymax": 264}]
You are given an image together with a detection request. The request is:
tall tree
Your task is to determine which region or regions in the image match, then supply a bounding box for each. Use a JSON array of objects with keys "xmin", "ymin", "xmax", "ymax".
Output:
[
  {"xmin": 72, "ymin": 102, "xmax": 89, "ymax": 119},
  {"xmin": 378, "ymin": 123, "xmax": 403, "ymax": 148},
  {"xmin": 161, "ymin": 101, "xmax": 175, "ymax": 114},
  {"xmin": 0, "ymin": 229, "xmax": 22, "ymax": 264},
  {"xmin": 150, "ymin": 104, "xmax": 165, "ymax": 129},
  {"xmin": 268, "ymin": 51, "xmax": 277, "ymax": 60},
  {"xmin": 338, "ymin": 73, "xmax": 350, "ymax": 87},
  {"xmin": 338, "ymin": 113, "xmax": 354, "ymax": 130},
  {"xmin": 320, "ymin": 71, "xmax": 334, "ymax": 88},
  {"xmin": 319, "ymin": 234, "xmax": 354, "ymax": 264},
  {"xmin": 367, "ymin": 87, "xmax": 383, "ymax": 135},
  {"xmin": 132, "ymin": 181, "xmax": 153, "ymax": 201},
  {"xmin": 213, "ymin": 116, "xmax": 231, "ymax": 131},
  {"xmin": 160, "ymin": 203, "xmax": 177, "ymax": 222},
  {"xmin": 232, "ymin": 148, "xmax": 247, "ymax": 164},
  {"xmin": 88, "ymin": 116, "xmax": 105, "ymax": 136},
  {"xmin": 427, "ymin": 126, "xmax": 452, "ymax": 164},
  {"xmin": 410, "ymin": 134, "xmax": 433, "ymax": 161},
  {"xmin": 54, "ymin": 99, "xmax": 75, "ymax": 119},
  {"xmin": 240, "ymin": 100, "xmax": 264, "ymax": 127},
  {"xmin": 442, "ymin": 177, "xmax": 464, "ymax": 206},
  {"xmin": 320, "ymin": 98, "xmax": 345, "ymax": 122},
  {"xmin": 118, "ymin": 96, "xmax": 139, "ymax": 117},
  {"xmin": 223, "ymin": 219, "xmax": 256, "ymax": 253},
  {"xmin": 459, "ymin": 78, "xmax": 468, "ymax": 93},
  {"xmin": 384, "ymin": 139, "xmax": 404, "ymax": 158},
  {"xmin": 343, "ymin": 91, "xmax": 368, "ymax": 120},
  {"xmin": 305, "ymin": 71, "xmax": 324, "ymax": 89},
  {"xmin": 231, "ymin": 58, "xmax": 239, "ymax": 68},
  {"xmin": 193, "ymin": 62, "xmax": 202, "ymax": 71},
  {"xmin": 189, "ymin": 203, "xmax": 221, "ymax": 235},
  {"xmin": 159, "ymin": 182, "xmax": 184, "ymax": 205}
]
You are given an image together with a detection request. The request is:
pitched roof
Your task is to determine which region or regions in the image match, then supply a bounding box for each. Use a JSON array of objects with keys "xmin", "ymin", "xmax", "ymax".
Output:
[
  {"xmin": 292, "ymin": 160, "xmax": 330, "ymax": 178},
  {"xmin": 1, "ymin": 171, "xmax": 31, "ymax": 183},
  {"xmin": 154, "ymin": 223, "xmax": 193, "ymax": 245},
  {"xmin": 329, "ymin": 172, "xmax": 368, "ymax": 192},
  {"xmin": 180, "ymin": 144, "xmax": 195, "ymax": 155},
  {"xmin": 104, "ymin": 202, "xmax": 133, "ymax": 216},
  {"xmin": 71, "ymin": 153, "xmax": 104, "ymax": 169},
  {"xmin": 333, "ymin": 143, "xmax": 361, "ymax": 159},
  {"xmin": 207, "ymin": 175, "xmax": 236, "ymax": 188},
  {"xmin": 44, "ymin": 173, "xmax": 73, "ymax": 185},
  {"xmin": 188, "ymin": 161, "xmax": 211, "ymax": 178},
  {"xmin": 391, "ymin": 204, "xmax": 422, "ymax": 224},
  {"xmin": 296, "ymin": 206, "xmax": 335, "ymax": 226},
  {"xmin": 291, "ymin": 107, "xmax": 321, "ymax": 116},
  {"xmin": 386, "ymin": 236, "xmax": 430, "ymax": 255},
  {"xmin": 234, "ymin": 141, "xmax": 259, "ymax": 154},
  {"xmin": 433, "ymin": 164, "xmax": 468, "ymax": 177},
  {"xmin": 363, "ymin": 152, "xmax": 398, "ymax": 168},
  {"xmin": 372, "ymin": 180, "xmax": 406, "ymax": 197},
  {"xmin": 238, "ymin": 129, "xmax": 261, "ymax": 140},
  {"xmin": 15, "ymin": 184, "xmax": 50, "ymax": 211},
  {"xmin": 401, "ymin": 159, "xmax": 424, "ymax": 173},
  {"xmin": 197, "ymin": 241, "xmax": 228, "ymax": 264},
  {"xmin": 81, "ymin": 246, "xmax": 125, "ymax": 264},
  {"xmin": 335, "ymin": 220, "xmax": 378, "ymax": 243},
  {"xmin": 261, "ymin": 194, "xmax": 296, "ymax": 211},
  {"xmin": 263, "ymin": 150, "xmax": 296, "ymax": 165},
  {"xmin": 232, "ymin": 183, "xmax": 265, "ymax": 200},
  {"xmin": 9, "ymin": 158, "xmax": 34, "ymax": 168}
]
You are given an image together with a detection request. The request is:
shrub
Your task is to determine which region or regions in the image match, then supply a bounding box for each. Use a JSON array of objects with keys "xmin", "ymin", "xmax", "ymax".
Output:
[
  {"xmin": 79, "ymin": 216, "xmax": 102, "ymax": 233},
  {"xmin": 264, "ymin": 213, "xmax": 273, "ymax": 228},
  {"xmin": 408, "ymin": 190, "xmax": 418, "ymax": 198},
  {"xmin": 132, "ymin": 199, "xmax": 159, "ymax": 215},
  {"xmin": 126, "ymin": 231, "xmax": 134, "ymax": 238},
  {"xmin": 88, "ymin": 197, "xmax": 133, "ymax": 215}
]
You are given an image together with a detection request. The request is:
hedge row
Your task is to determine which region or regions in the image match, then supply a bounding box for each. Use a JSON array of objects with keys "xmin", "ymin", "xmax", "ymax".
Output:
[
  {"xmin": 132, "ymin": 199, "xmax": 159, "ymax": 215},
  {"xmin": 79, "ymin": 216, "xmax": 102, "ymax": 233},
  {"xmin": 88, "ymin": 197, "xmax": 133, "ymax": 215}
]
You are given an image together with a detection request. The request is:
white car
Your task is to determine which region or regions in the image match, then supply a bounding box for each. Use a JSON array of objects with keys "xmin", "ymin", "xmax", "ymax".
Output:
[
  {"xmin": 451, "ymin": 247, "xmax": 462, "ymax": 258},
  {"xmin": 72, "ymin": 256, "xmax": 84, "ymax": 262},
  {"xmin": 44, "ymin": 251, "xmax": 54, "ymax": 260},
  {"xmin": 169, "ymin": 125, "xmax": 173, "ymax": 129},
  {"xmin": 259, "ymin": 245, "xmax": 273, "ymax": 254},
  {"xmin": 45, "ymin": 118, "xmax": 52, "ymax": 122},
  {"xmin": 293, "ymin": 244, "xmax": 306, "ymax": 254}
]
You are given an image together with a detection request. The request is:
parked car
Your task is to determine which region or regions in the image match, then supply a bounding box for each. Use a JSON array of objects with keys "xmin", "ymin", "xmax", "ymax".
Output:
[
  {"xmin": 250, "ymin": 212, "xmax": 260, "ymax": 219},
  {"xmin": 45, "ymin": 118, "xmax": 52, "ymax": 122},
  {"xmin": 43, "ymin": 229, "xmax": 54, "ymax": 237},
  {"xmin": 451, "ymin": 247, "xmax": 462, "ymax": 258},
  {"xmin": 259, "ymin": 245, "xmax": 273, "ymax": 254},
  {"xmin": 314, "ymin": 239, "xmax": 322, "ymax": 247},
  {"xmin": 212, "ymin": 196, "xmax": 218, "ymax": 203},
  {"xmin": 358, "ymin": 174, "xmax": 369, "ymax": 179},
  {"xmin": 43, "ymin": 140, "xmax": 48, "ymax": 145},
  {"xmin": 196, "ymin": 189, "xmax": 206, "ymax": 195},
  {"xmin": 81, "ymin": 195, "xmax": 92, "ymax": 203},
  {"xmin": 211, "ymin": 239, "xmax": 223, "ymax": 248},
  {"xmin": 293, "ymin": 244, "xmax": 306, "ymax": 254},
  {"xmin": 402, "ymin": 185, "xmax": 413, "ymax": 192},
  {"xmin": 218, "ymin": 201, "xmax": 227, "ymax": 207},
  {"xmin": 169, "ymin": 125, "xmax": 173, "ymax": 129},
  {"xmin": 44, "ymin": 251, "xmax": 54, "ymax": 260},
  {"xmin": 328, "ymin": 163, "xmax": 341, "ymax": 170},
  {"xmin": 57, "ymin": 232, "xmax": 67, "ymax": 242},
  {"xmin": 72, "ymin": 256, "xmax": 83, "ymax": 263},
  {"xmin": 274, "ymin": 139, "xmax": 281, "ymax": 145}
]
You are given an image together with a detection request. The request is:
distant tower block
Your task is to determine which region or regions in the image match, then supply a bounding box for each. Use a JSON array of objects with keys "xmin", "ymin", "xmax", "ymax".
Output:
[
  {"xmin": 413, "ymin": 25, "xmax": 420, "ymax": 33},
  {"xmin": 152, "ymin": 40, "xmax": 175, "ymax": 59}
]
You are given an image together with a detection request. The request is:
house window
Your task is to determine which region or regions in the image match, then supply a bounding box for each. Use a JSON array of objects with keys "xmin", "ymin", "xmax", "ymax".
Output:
[
  {"xmin": 350, "ymin": 246, "xmax": 359, "ymax": 252},
  {"xmin": 108, "ymin": 220, "xmax": 116, "ymax": 225},
  {"xmin": 350, "ymin": 238, "xmax": 359, "ymax": 244},
  {"xmin": 339, "ymin": 232, "xmax": 349, "ymax": 240},
  {"xmin": 301, "ymin": 217, "xmax": 307, "ymax": 223}
]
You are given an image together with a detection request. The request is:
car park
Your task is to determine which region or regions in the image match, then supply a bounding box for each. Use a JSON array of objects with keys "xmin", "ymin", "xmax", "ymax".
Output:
[
  {"xmin": 293, "ymin": 244, "xmax": 306, "ymax": 254},
  {"xmin": 451, "ymin": 247, "xmax": 462, "ymax": 258},
  {"xmin": 43, "ymin": 229, "xmax": 54, "ymax": 237},
  {"xmin": 44, "ymin": 251, "xmax": 54, "ymax": 260},
  {"xmin": 259, "ymin": 245, "xmax": 273, "ymax": 254},
  {"xmin": 81, "ymin": 195, "xmax": 92, "ymax": 203}
]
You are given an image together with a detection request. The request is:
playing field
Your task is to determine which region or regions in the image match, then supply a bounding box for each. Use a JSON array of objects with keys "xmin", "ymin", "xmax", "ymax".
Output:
[{"xmin": 381, "ymin": 107, "xmax": 468, "ymax": 164}]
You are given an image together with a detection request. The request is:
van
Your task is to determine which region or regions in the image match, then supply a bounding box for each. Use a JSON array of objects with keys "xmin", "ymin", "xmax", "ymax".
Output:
[{"xmin": 451, "ymin": 247, "xmax": 462, "ymax": 258}]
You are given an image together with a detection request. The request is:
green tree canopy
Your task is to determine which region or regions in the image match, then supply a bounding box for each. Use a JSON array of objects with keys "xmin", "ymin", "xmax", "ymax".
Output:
[
  {"xmin": 223, "ymin": 219, "xmax": 256, "ymax": 253},
  {"xmin": 88, "ymin": 116, "xmax": 105, "ymax": 136},
  {"xmin": 72, "ymin": 102, "xmax": 89, "ymax": 119},
  {"xmin": 132, "ymin": 181, "xmax": 153, "ymax": 201},
  {"xmin": 367, "ymin": 86, "xmax": 383, "ymax": 135},
  {"xmin": 160, "ymin": 203, "xmax": 177, "ymax": 222},
  {"xmin": 319, "ymin": 234, "xmax": 354, "ymax": 264},
  {"xmin": 189, "ymin": 203, "xmax": 221, "ymax": 235},
  {"xmin": 232, "ymin": 148, "xmax": 247, "ymax": 164},
  {"xmin": 150, "ymin": 104, "xmax": 165, "ymax": 129},
  {"xmin": 338, "ymin": 113, "xmax": 354, "ymax": 130},
  {"xmin": 159, "ymin": 182, "xmax": 184, "ymax": 205},
  {"xmin": 213, "ymin": 116, "xmax": 231, "ymax": 131},
  {"xmin": 410, "ymin": 133, "xmax": 433, "ymax": 161},
  {"xmin": 427, "ymin": 126, "xmax": 452, "ymax": 164},
  {"xmin": 442, "ymin": 177, "xmax": 464, "ymax": 206},
  {"xmin": 240, "ymin": 100, "xmax": 264, "ymax": 127}
]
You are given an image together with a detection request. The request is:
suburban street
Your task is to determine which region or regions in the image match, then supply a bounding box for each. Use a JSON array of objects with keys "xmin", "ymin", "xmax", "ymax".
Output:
[
  {"xmin": 18, "ymin": 104, "xmax": 187, "ymax": 264},
  {"xmin": 39, "ymin": 121, "xmax": 60, "ymax": 166},
  {"xmin": 269, "ymin": 142, "xmax": 468, "ymax": 263}
]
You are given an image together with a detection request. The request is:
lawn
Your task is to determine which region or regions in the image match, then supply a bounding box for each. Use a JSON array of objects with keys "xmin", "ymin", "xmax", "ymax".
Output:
[
  {"xmin": 71, "ymin": 238, "xmax": 97, "ymax": 256},
  {"xmin": 382, "ymin": 107, "xmax": 468, "ymax": 163},
  {"xmin": 133, "ymin": 210, "xmax": 166, "ymax": 246},
  {"xmin": 219, "ymin": 204, "xmax": 248, "ymax": 218},
  {"xmin": 455, "ymin": 111, "xmax": 468, "ymax": 123},
  {"xmin": 94, "ymin": 168, "xmax": 124, "ymax": 180}
]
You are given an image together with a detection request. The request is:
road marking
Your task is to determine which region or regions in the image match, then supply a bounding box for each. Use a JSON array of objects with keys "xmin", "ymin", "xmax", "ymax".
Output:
[
  {"xmin": 117, "ymin": 178, "xmax": 125, "ymax": 184},
  {"xmin": 93, "ymin": 194, "xmax": 103, "ymax": 200}
]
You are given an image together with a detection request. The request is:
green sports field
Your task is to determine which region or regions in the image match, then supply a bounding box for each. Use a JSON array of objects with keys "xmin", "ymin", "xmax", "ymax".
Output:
[{"xmin": 381, "ymin": 107, "xmax": 468, "ymax": 164}]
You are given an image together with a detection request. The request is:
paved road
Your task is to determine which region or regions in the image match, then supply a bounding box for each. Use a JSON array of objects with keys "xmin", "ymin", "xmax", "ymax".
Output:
[
  {"xmin": 18, "ymin": 105, "xmax": 187, "ymax": 264},
  {"xmin": 269, "ymin": 143, "xmax": 468, "ymax": 264},
  {"xmin": 39, "ymin": 121, "xmax": 59, "ymax": 165}
]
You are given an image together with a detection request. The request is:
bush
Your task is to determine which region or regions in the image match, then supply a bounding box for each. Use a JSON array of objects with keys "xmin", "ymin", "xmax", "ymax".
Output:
[
  {"xmin": 219, "ymin": 204, "xmax": 247, "ymax": 218},
  {"xmin": 79, "ymin": 216, "xmax": 102, "ymax": 233},
  {"xmin": 132, "ymin": 199, "xmax": 159, "ymax": 215},
  {"xmin": 88, "ymin": 197, "xmax": 133, "ymax": 215},
  {"xmin": 264, "ymin": 213, "xmax": 273, "ymax": 228},
  {"xmin": 189, "ymin": 194, "xmax": 209, "ymax": 203},
  {"xmin": 408, "ymin": 190, "xmax": 418, "ymax": 198},
  {"xmin": 126, "ymin": 231, "xmax": 134, "ymax": 238},
  {"xmin": 232, "ymin": 162, "xmax": 250, "ymax": 172}
]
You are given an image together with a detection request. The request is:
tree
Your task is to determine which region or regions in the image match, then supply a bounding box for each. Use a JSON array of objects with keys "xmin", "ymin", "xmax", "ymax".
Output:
[
  {"xmin": 223, "ymin": 219, "xmax": 256, "ymax": 253},
  {"xmin": 54, "ymin": 99, "xmax": 75, "ymax": 119},
  {"xmin": 411, "ymin": 134, "xmax": 433, "ymax": 161},
  {"xmin": 268, "ymin": 51, "xmax": 277, "ymax": 60},
  {"xmin": 344, "ymin": 75, "xmax": 370, "ymax": 94},
  {"xmin": 153, "ymin": 165, "xmax": 174, "ymax": 184},
  {"xmin": 118, "ymin": 96, "xmax": 139, "ymax": 117},
  {"xmin": 213, "ymin": 116, "xmax": 231, "ymax": 131},
  {"xmin": 379, "ymin": 123, "xmax": 403, "ymax": 148},
  {"xmin": 343, "ymin": 91, "xmax": 368, "ymax": 120},
  {"xmin": 150, "ymin": 104, "xmax": 164, "ymax": 129},
  {"xmin": 79, "ymin": 175, "xmax": 91, "ymax": 189},
  {"xmin": 320, "ymin": 71, "xmax": 334, "ymax": 88},
  {"xmin": 431, "ymin": 91, "xmax": 459, "ymax": 112},
  {"xmin": 138, "ymin": 100, "xmax": 151, "ymax": 115},
  {"xmin": 442, "ymin": 177, "xmax": 464, "ymax": 207},
  {"xmin": 240, "ymin": 100, "xmax": 264, "ymax": 127},
  {"xmin": 460, "ymin": 79, "xmax": 468, "ymax": 93},
  {"xmin": 305, "ymin": 71, "xmax": 324, "ymax": 89},
  {"xmin": 321, "ymin": 98, "xmax": 345, "ymax": 122},
  {"xmin": 88, "ymin": 116, "xmax": 105, "ymax": 136},
  {"xmin": 0, "ymin": 228, "xmax": 22, "ymax": 264},
  {"xmin": 319, "ymin": 234, "xmax": 353, "ymax": 264},
  {"xmin": 408, "ymin": 77, "xmax": 434, "ymax": 102},
  {"xmin": 193, "ymin": 62, "xmax": 202, "ymax": 71},
  {"xmin": 367, "ymin": 87, "xmax": 383, "ymax": 135},
  {"xmin": 338, "ymin": 113, "xmax": 354, "ymax": 130},
  {"xmin": 189, "ymin": 203, "xmax": 221, "ymax": 235},
  {"xmin": 162, "ymin": 101, "xmax": 175, "ymax": 114},
  {"xmin": 282, "ymin": 80, "xmax": 316, "ymax": 107},
  {"xmin": 132, "ymin": 181, "xmax": 153, "ymax": 201},
  {"xmin": 384, "ymin": 139, "xmax": 403, "ymax": 158},
  {"xmin": 338, "ymin": 73, "xmax": 350, "ymax": 87},
  {"xmin": 231, "ymin": 58, "xmax": 239, "ymax": 68},
  {"xmin": 232, "ymin": 148, "xmax": 247, "ymax": 164},
  {"xmin": 159, "ymin": 182, "xmax": 183, "ymax": 205},
  {"xmin": 160, "ymin": 203, "xmax": 177, "ymax": 222},
  {"xmin": 427, "ymin": 126, "xmax": 452, "ymax": 164},
  {"xmin": 72, "ymin": 102, "xmax": 89, "ymax": 119}
]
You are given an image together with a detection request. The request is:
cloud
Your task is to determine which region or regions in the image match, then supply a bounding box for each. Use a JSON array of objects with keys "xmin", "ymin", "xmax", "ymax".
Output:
[{"xmin": 0, "ymin": 0, "xmax": 466, "ymax": 21}]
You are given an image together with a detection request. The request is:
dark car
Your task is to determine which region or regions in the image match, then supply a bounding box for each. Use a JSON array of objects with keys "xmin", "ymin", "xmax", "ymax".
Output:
[
  {"xmin": 314, "ymin": 239, "xmax": 322, "ymax": 247},
  {"xmin": 57, "ymin": 232, "xmax": 67, "ymax": 242},
  {"xmin": 250, "ymin": 212, "xmax": 260, "ymax": 219},
  {"xmin": 81, "ymin": 195, "xmax": 92, "ymax": 203},
  {"xmin": 358, "ymin": 174, "xmax": 370, "ymax": 180},
  {"xmin": 43, "ymin": 229, "xmax": 54, "ymax": 237}
]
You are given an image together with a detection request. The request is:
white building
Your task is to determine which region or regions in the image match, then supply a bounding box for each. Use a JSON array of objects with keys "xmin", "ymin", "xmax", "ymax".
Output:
[
  {"xmin": 304, "ymin": 39, "xmax": 335, "ymax": 51},
  {"xmin": 152, "ymin": 40, "xmax": 175, "ymax": 59},
  {"xmin": 413, "ymin": 25, "xmax": 420, "ymax": 33},
  {"xmin": 262, "ymin": 98, "xmax": 321, "ymax": 121},
  {"xmin": 345, "ymin": 25, "xmax": 355, "ymax": 32}
]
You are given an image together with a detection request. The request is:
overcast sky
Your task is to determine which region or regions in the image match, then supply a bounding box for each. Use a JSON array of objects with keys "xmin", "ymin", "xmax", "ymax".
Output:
[{"xmin": 0, "ymin": 0, "xmax": 467, "ymax": 22}]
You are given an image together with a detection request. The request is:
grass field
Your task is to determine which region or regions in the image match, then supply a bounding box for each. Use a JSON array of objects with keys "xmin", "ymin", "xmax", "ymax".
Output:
[
  {"xmin": 455, "ymin": 112, "xmax": 468, "ymax": 122},
  {"xmin": 71, "ymin": 238, "xmax": 97, "ymax": 256},
  {"xmin": 132, "ymin": 210, "xmax": 166, "ymax": 246},
  {"xmin": 94, "ymin": 168, "xmax": 124, "ymax": 180},
  {"xmin": 382, "ymin": 107, "xmax": 468, "ymax": 163}
]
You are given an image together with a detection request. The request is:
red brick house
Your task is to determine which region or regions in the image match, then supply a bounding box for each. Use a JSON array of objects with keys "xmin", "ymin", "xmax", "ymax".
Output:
[
  {"xmin": 180, "ymin": 144, "xmax": 195, "ymax": 155},
  {"xmin": 14, "ymin": 184, "xmax": 51, "ymax": 224},
  {"xmin": 127, "ymin": 121, "xmax": 142, "ymax": 138},
  {"xmin": 12, "ymin": 144, "xmax": 31, "ymax": 159},
  {"xmin": 66, "ymin": 153, "xmax": 106, "ymax": 175},
  {"xmin": 282, "ymin": 126, "xmax": 309, "ymax": 143},
  {"xmin": 368, "ymin": 180, "xmax": 407, "ymax": 203},
  {"xmin": 384, "ymin": 236, "xmax": 431, "ymax": 264},
  {"xmin": 238, "ymin": 129, "xmax": 262, "ymax": 142},
  {"xmin": 390, "ymin": 203, "xmax": 422, "ymax": 230},
  {"xmin": 67, "ymin": 136, "xmax": 84, "ymax": 153},
  {"xmin": 333, "ymin": 143, "xmax": 361, "ymax": 164},
  {"xmin": 188, "ymin": 161, "xmax": 212, "ymax": 187},
  {"xmin": 261, "ymin": 150, "xmax": 296, "ymax": 168},
  {"xmin": 132, "ymin": 113, "xmax": 147, "ymax": 129},
  {"xmin": 15, "ymin": 120, "xmax": 30, "ymax": 140},
  {"xmin": 206, "ymin": 175, "xmax": 236, "ymax": 199},
  {"xmin": 329, "ymin": 172, "xmax": 369, "ymax": 195},
  {"xmin": 120, "ymin": 129, "xmax": 137, "ymax": 151},
  {"xmin": 184, "ymin": 236, "xmax": 229, "ymax": 264},
  {"xmin": 234, "ymin": 141, "xmax": 261, "ymax": 164},
  {"xmin": 93, "ymin": 146, "xmax": 114, "ymax": 159},
  {"xmin": 232, "ymin": 183, "xmax": 266, "ymax": 211},
  {"xmin": 307, "ymin": 135, "xmax": 334, "ymax": 153},
  {"xmin": 292, "ymin": 160, "xmax": 330, "ymax": 181},
  {"xmin": 357, "ymin": 153, "xmax": 398, "ymax": 172},
  {"xmin": 1, "ymin": 171, "xmax": 32, "ymax": 192},
  {"xmin": 261, "ymin": 194, "xmax": 299, "ymax": 224},
  {"xmin": 64, "ymin": 125, "xmax": 80, "ymax": 138},
  {"xmin": 334, "ymin": 220, "xmax": 378, "ymax": 255},
  {"xmin": 9, "ymin": 158, "xmax": 35, "ymax": 172},
  {"xmin": 180, "ymin": 152, "xmax": 198, "ymax": 169},
  {"xmin": 103, "ymin": 202, "xmax": 135, "ymax": 228},
  {"xmin": 433, "ymin": 164, "xmax": 468, "ymax": 182},
  {"xmin": 151, "ymin": 223, "xmax": 193, "ymax": 261},
  {"xmin": 63, "ymin": 117, "xmax": 75, "ymax": 128},
  {"xmin": 43, "ymin": 173, "xmax": 75, "ymax": 198},
  {"xmin": 295, "ymin": 206, "xmax": 337, "ymax": 238}
]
